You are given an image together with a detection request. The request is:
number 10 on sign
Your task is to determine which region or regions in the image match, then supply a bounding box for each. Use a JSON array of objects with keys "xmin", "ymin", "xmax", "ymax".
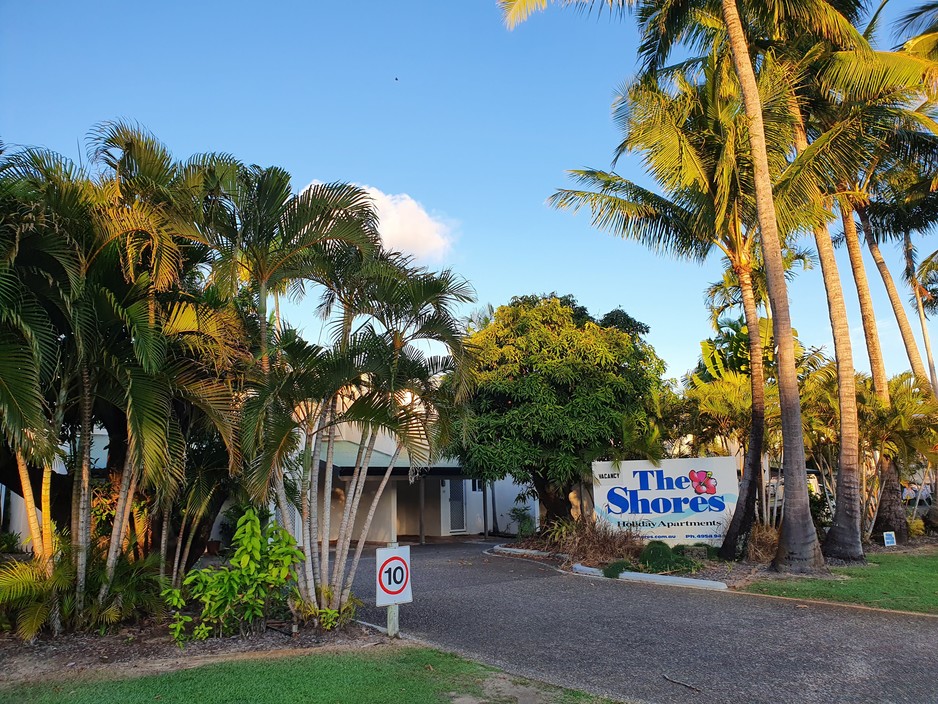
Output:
[{"xmin": 376, "ymin": 545, "xmax": 412, "ymax": 607}]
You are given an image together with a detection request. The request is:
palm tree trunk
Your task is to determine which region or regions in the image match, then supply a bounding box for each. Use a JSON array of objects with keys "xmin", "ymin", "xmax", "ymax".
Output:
[
  {"xmin": 308, "ymin": 401, "xmax": 328, "ymax": 605},
  {"xmin": 720, "ymin": 0, "xmax": 822, "ymax": 571},
  {"xmin": 873, "ymin": 460, "xmax": 909, "ymax": 542},
  {"xmin": 784, "ymin": 99, "xmax": 863, "ymax": 561},
  {"xmin": 719, "ymin": 265, "xmax": 765, "ymax": 559},
  {"xmin": 258, "ymin": 280, "xmax": 269, "ymax": 376},
  {"xmin": 298, "ymin": 428, "xmax": 315, "ymax": 603},
  {"xmin": 171, "ymin": 511, "xmax": 189, "ymax": 587},
  {"xmin": 337, "ymin": 443, "xmax": 403, "ymax": 609},
  {"xmin": 75, "ymin": 368, "xmax": 93, "ymax": 612},
  {"xmin": 906, "ymin": 233, "xmax": 938, "ymax": 394},
  {"xmin": 841, "ymin": 207, "xmax": 908, "ymax": 541},
  {"xmin": 15, "ymin": 452, "xmax": 44, "ymax": 561},
  {"xmin": 331, "ymin": 431, "xmax": 378, "ymax": 595},
  {"xmin": 815, "ymin": 223, "xmax": 864, "ymax": 561},
  {"xmin": 177, "ymin": 516, "xmax": 199, "ymax": 584},
  {"xmin": 857, "ymin": 207, "xmax": 929, "ymax": 384},
  {"xmin": 842, "ymin": 202, "xmax": 890, "ymax": 398},
  {"xmin": 98, "ymin": 454, "xmax": 136, "ymax": 603},
  {"xmin": 159, "ymin": 500, "xmax": 171, "ymax": 582},
  {"xmin": 40, "ymin": 464, "xmax": 54, "ymax": 568},
  {"xmin": 319, "ymin": 398, "xmax": 338, "ymax": 589}
]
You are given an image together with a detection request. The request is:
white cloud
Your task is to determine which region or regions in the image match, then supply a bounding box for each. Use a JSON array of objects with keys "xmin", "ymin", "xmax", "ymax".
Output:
[{"xmin": 362, "ymin": 186, "xmax": 454, "ymax": 263}]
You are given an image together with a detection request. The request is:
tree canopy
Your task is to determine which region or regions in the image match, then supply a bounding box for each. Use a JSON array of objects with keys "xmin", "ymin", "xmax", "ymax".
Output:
[{"xmin": 448, "ymin": 295, "xmax": 665, "ymax": 521}]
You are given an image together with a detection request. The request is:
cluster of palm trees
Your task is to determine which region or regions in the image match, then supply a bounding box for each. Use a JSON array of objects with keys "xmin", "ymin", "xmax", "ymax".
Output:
[
  {"xmin": 0, "ymin": 122, "xmax": 472, "ymax": 637},
  {"xmin": 503, "ymin": 0, "xmax": 938, "ymax": 569}
]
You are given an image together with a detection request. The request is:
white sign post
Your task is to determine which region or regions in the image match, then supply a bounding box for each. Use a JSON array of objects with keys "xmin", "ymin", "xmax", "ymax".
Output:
[{"xmin": 376, "ymin": 543, "xmax": 412, "ymax": 637}]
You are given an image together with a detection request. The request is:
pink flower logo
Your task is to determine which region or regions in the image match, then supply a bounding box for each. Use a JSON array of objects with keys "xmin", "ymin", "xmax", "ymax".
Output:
[{"xmin": 689, "ymin": 470, "xmax": 717, "ymax": 495}]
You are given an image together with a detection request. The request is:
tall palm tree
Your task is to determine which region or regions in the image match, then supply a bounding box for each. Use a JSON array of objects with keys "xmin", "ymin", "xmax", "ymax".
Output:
[{"xmin": 500, "ymin": 0, "xmax": 867, "ymax": 570}]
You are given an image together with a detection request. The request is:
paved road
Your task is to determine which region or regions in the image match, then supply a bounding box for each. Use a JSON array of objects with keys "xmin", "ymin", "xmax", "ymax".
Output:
[{"xmin": 355, "ymin": 541, "xmax": 937, "ymax": 704}]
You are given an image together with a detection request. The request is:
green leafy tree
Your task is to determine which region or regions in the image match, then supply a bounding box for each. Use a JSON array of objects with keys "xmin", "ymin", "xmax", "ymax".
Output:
[{"xmin": 449, "ymin": 296, "xmax": 665, "ymax": 522}]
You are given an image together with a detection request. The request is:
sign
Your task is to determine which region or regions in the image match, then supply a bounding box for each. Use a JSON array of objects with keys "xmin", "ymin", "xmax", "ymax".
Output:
[
  {"xmin": 883, "ymin": 531, "xmax": 897, "ymax": 547},
  {"xmin": 592, "ymin": 457, "xmax": 739, "ymax": 546},
  {"xmin": 376, "ymin": 545, "xmax": 412, "ymax": 607}
]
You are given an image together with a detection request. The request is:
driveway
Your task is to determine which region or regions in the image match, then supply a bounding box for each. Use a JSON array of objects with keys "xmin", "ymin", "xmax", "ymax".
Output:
[{"xmin": 354, "ymin": 541, "xmax": 937, "ymax": 704}]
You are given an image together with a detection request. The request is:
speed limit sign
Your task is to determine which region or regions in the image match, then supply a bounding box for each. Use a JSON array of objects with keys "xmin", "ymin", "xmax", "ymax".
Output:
[{"xmin": 376, "ymin": 545, "xmax": 412, "ymax": 607}]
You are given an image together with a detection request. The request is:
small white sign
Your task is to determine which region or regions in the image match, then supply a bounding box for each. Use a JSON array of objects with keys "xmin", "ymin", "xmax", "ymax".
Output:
[
  {"xmin": 883, "ymin": 531, "xmax": 897, "ymax": 547},
  {"xmin": 376, "ymin": 546, "xmax": 412, "ymax": 607}
]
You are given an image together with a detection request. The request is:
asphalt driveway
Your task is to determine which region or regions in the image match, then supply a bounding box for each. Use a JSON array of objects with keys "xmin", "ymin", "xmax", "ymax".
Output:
[{"xmin": 354, "ymin": 541, "xmax": 937, "ymax": 704}]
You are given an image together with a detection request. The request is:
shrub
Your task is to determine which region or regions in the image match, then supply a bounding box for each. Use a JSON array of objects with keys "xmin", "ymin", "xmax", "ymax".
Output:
[
  {"xmin": 809, "ymin": 488, "xmax": 832, "ymax": 536},
  {"xmin": 0, "ymin": 532, "xmax": 22, "ymax": 554},
  {"xmin": 542, "ymin": 518, "xmax": 577, "ymax": 547},
  {"xmin": 548, "ymin": 519, "xmax": 643, "ymax": 567},
  {"xmin": 602, "ymin": 559, "xmax": 634, "ymax": 578},
  {"xmin": 638, "ymin": 541, "xmax": 698, "ymax": 574},
  {"xmin": 0, "ymin": 542, "xmax": 162, "ymax": 641},
  {"xmin": 908, "ymin": 517, "xmax": 925, "ymax": 538},
  {"xmin": 509, "ymin": 506, "xmax": 536, "ymax": 539},
  {"xmin": 163, "ymin": 509, "xmax": 303, "ymax": 646}
]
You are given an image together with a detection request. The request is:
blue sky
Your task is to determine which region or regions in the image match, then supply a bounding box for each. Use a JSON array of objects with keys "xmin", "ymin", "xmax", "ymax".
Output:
[{"xmin": 1, "ymin": 0, "xmax": 929, "ymax": 379}]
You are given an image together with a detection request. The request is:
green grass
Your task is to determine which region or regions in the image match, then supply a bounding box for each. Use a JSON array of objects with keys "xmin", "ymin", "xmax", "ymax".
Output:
[
  {"xmin": 0, "ymin": 646, "xmax": 607, "ymax": 704},
  {"xmin": 746, "ymin": 551, "xmax": 938, "ymax": 614}
]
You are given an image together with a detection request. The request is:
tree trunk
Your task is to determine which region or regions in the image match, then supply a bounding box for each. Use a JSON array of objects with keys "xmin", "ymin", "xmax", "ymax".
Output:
[
  {"xmin": 337, "ymin": 443, "xmax": 403, "ymax": 609},
  {"xmin": 98, "ymin": 456, "xmax": 136, "ymax": 603},
  {"xmin": 159, "ymin": 501, "xmax": 171, "ymax": 582},
  {"xmin": 842, "ymin": 202, "xmax": 890, "ymax": 398},
  {"xmin": 331, "ymin": 431, "xmax": 378, "ymax": 594},
  {"xmin": 719, "ymin": 265, "xmax": 765, "ymax": 560},
  {"xmin": 258, "ymin": 280, "xmax": 269, "ymax": 376},
  {"xmin": 40, "ymin": 464, "xmax": 54, "ymax": 568},
  {"xmin": 872, "ymin": 460, "xmax": 909, "ymax": 542},
  {"xmin": 815, "ymin": 222, "xmax": 864, "ymax": 561},
  {"xmin": 308, "ymin": 402, "xmax": 328, "ymax": 605},
  {"xmin": 15, "ymin": 452, "xmax": 44, "ymax": 561},
  {"xmin": 858, "ymin": 207, "xmax": 929, "ymax": 385},
  {"xmin": 785, "ymin": 100, "xmax": 863, "ymax": 561},
  {"xmin": 720, "ymin": 0, "xmax": 822, "ymax": 571},
  {"xmin": 171, "ymin": 511, "xmax": 189, "ymax": 587},
  {"xmin": 319, "ymin": 398, "xmax": 338, "ymax": 589},
  {"xmin": 75, "ymin": 368, "xmax": 93, "ymax": 613},
  {"xmin": 530, "ymin": 472, "xmax": 570, "ymax": 524}
]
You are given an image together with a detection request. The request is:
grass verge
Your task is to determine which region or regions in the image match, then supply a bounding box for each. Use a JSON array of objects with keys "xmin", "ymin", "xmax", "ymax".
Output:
[
  {"xmin": 0, "ymin": 645, "xmax": 608, "ymax": 704},
  {"xmin": 745, "ymin": 551, "xmax": 938, "ymax": 614}
]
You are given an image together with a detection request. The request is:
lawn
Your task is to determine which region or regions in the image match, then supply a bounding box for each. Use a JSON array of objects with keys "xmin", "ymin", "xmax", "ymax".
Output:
[
  {"xmin": 745, "ymin": 550, "xmax": 938, "ymax": 614},
  {"xmin": 0, "ymin": 646, "xmax": 604, "ymax": 704}
]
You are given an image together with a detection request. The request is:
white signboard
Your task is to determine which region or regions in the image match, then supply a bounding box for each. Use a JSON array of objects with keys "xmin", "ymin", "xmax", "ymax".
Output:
[
  {"xmin": 375, "ymin": 545, "xmax": 412, "ymax": 607},
  {"xmin": 592, "ymin": 457, "xmax": 739, "ymax": 546}
]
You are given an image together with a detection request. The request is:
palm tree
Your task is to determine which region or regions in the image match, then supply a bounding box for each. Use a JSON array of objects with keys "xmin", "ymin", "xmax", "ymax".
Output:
[{"xmin": 500, "ymin": 0, "xmax": 869, "ymax": 570}]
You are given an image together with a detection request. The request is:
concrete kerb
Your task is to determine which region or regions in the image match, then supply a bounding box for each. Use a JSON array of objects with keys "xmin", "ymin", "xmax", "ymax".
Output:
[
  {"xmin": 491, "ymin": 544, "xmax": 728, "ymax": 591},
  {"xmin": 491, "ymin": 544, "xmax": 570, "ymax": 560},
  {"xmin": 572, "ymin": 563, "xmax": 728, "ymax": 591}
]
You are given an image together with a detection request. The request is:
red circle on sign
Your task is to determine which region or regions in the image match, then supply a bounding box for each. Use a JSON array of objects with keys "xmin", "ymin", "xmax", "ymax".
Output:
[{"xmin": 378, "ymin": 556, "xmax": 409, "ymax": 595}]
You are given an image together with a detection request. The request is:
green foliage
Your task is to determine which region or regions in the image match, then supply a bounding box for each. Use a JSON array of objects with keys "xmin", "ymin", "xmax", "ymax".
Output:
[
  {"xmin": 809, "ymin": 488, "xmax": 833, "ymax": 535},
  {"xmin": 602, "ymin": 559, "xmax": 634, "ymax": 578},
  {"xmin": 0, "ymin": 543, "xmax": 162, "ymax": 641},
  {"xmin": 0, "ymin": 532, "xmax": 22, "ymax": 553},
  {"xmin": 638, "ymin": 541, "xmax": 698, "ymax": 574},
  {"xmin": 541, "ymin": 518, "xmax": 576, "ymax": 545},
  {"xmin": 509, "ymin": 506, "xmax": 536, "ymax": 538},
  {"xmin": 164, "ymin": 509, "xmax": 303, "ymax": 645},
  {"xmin": 907, "ymin": 517, "xmax": 925, "ymax": 538},
  {"xmin": 449, "ymin": 296, "xmax": 666, "ymax": 518}
]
